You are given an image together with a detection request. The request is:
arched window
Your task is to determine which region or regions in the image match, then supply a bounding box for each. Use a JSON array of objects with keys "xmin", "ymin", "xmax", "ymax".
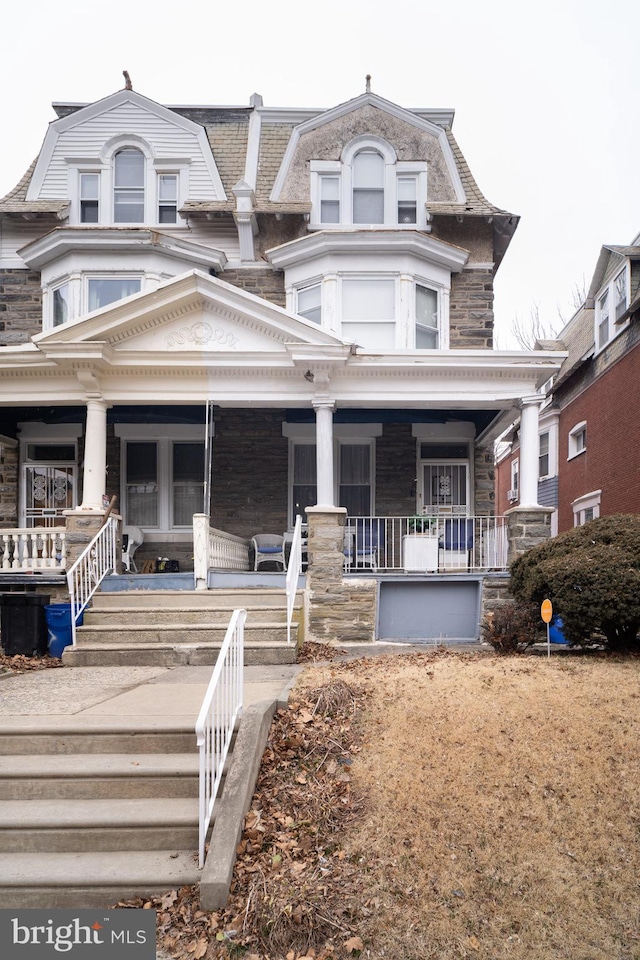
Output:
[
  {"xmin": 113, "ymin": 148, "xmax": 145, "ymax": 223},
  {"xmin": 352, "ymin": 150, "xmax": 384, "ymax": 224}
]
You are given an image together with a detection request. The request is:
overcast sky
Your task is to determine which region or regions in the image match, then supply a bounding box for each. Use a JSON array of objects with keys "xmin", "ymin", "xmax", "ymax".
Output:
[{"xmin": 1, "ymin": 0, "xmax": 638, "ymax": 347}]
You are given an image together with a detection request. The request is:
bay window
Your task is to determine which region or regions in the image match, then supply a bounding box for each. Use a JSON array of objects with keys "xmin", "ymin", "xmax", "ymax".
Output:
[
  {"xmin": 52, "ymin": 283, "xmax": 70, "ymax": 327},
  {"xmin": 297, "ymin": 283, "xmax": 322, "ymax": 324},
  {"xmin": 415, "ymin": 284, "xmax": 438, "ymax": 347},
  {"xmin": 88, "ymin": 276, "xmax": 141, "ymax": 312},
  {"xmin": 341, "ymin": 277, "xmax": 396, "ymax": 348}
]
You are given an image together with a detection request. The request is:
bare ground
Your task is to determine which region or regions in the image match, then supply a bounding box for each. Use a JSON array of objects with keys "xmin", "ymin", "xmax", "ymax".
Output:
[{"xmin": 126, "ymin": 647, "xmax": 640, "ymax": 960}]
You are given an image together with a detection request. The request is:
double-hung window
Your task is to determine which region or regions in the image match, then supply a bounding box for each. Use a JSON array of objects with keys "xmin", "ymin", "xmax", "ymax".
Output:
[
  {"xmin": 568, "ymin": 421, "xmax": 587, "ymax": 459},
  {"xmin": 52, "ymin": 283, "xmax": 70, "ymax": 327},
  {"xmin": 297, "ymin": 283, "xmax": 322, "ymax": 324},
  {"xmin": 597, "ymin": 290, "xmax": 610, "ymax": 351},
  {"xmin": 87, "ymin": 277, "xmax": 141, "ymax": 312},
  {"xmin": 341, "ymin": 277, "xmax": 395, "ymax": 348},
  {"xmin": 595, "ymin": 266, "xmax": 629, "ymax": 350},
  {"xmin": 114, "ymin": 148, "xmax": 145, "ymax": 223},
  {"xmin": 415, "ymin": 284, "xmax": 438, "ymax": 347},
  {"xmin": 397, "ymin": 177, "xmax": 417, "ymax": 224},
  {"xmin": 352, "ymin": 150, "xmax": 385, "ymax": 224},
  {"xmin": 319, "ymin": 176, "xmax": 340, "ymax": 224},
  {"xmin": 79, "ymin": 174, "xmax": 100, "ymax": 223},
  {"xmin": 614, "ymin": 270, "xmax": 628, "ymax": 322},
  {"xmin": 290, "ymin": 440, "xmax": 373, "ymax": 524},
  {"xmin": 538, "ymin": 432, "xmax": 550, "ymax": 479},
  {"xmin": 122, "ymin": 435, "xmax": 205, "ymax": 530},
  {"xmin": 158, "ymin": 174, "xmax": 178, "ymax": 224}
]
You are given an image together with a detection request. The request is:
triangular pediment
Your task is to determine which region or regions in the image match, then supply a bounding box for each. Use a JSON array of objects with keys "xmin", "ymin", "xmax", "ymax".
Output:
[{"xmin": 33, "ymin": 270, "xmax": 346, "ymax": 356}]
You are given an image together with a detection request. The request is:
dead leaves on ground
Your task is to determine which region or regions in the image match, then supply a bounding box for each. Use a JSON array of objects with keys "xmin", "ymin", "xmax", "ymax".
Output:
[
  {"xmin": 0, "ymin": 652, "xmax": 64, "ymax": 675},
  {"xmin": 116, "ymin": 678, "xmax": 369, "ymax": 960}
]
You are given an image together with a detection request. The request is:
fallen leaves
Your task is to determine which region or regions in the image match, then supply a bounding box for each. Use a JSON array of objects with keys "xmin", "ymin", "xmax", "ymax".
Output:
[{"xmin": 0, "ymin": 652, "xmax": 64, "ymax": 675}]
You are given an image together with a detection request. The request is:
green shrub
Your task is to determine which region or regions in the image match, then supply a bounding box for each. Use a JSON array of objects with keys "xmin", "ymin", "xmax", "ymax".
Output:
[
  {"xmin": 482, "ymin": 601, "xmax": 542, "ymax": 654},
  {"xmin": 510, "ymin": 515, "xmax": 640, "ymax": 650}
]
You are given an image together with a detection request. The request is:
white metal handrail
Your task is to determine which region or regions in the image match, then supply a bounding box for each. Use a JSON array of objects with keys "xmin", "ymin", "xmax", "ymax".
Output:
[
  {"xmin": 285, "ymin": 514, "xmax": 302, "ymax": 645},
  {"xmin": 66, "ymin": 516, "xmax": 119, "ymax": 646},
  {"xmin": 0, "ymin": 528, "xmax": 67, "ymax": 572},
  {"xmin": 343, "ymin": 515, "xmax": 509, "ymax": 572},
  {"xmin": 195, "ymin": 607, "xmax": 245, "ymax": 869}
]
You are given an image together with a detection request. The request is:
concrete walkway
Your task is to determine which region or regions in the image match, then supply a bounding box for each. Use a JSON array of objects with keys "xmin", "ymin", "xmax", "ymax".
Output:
[{"xmin": 0, "ymin": 661, "xmax": 303, "ymax": 726}]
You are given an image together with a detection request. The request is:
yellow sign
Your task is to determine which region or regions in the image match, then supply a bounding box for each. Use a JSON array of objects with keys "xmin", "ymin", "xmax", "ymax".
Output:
[{"xmin": 541, "ymin": 599, "xmax": 553, "ymax": 624}]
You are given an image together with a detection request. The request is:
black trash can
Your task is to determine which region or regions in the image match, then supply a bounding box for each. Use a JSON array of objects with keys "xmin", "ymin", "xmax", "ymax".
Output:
[{"xmin": 0, "ymin": 593, "xmax": 50, "ymax": 657}]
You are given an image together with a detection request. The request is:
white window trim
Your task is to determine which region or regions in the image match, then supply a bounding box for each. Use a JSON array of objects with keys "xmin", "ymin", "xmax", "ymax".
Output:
[
  {"xmin": 309, "ymin": 137, "xmax": 428, "ymax": 229},
  {"xmin": 115, "ymin": 424, "xmax": 207, "ymax": 535},
  {"xmin": 510, "ymin": 457, "xmax": 519, "ymax": 502},
  {"xmin": 66, "ymin": 138, "xmax": 190, "ymax": 228},
  {"xmin": 287, "ymin": 436, "xmax": 376, "ymax": 525},
  {"xmin": 594, "ymin": 264, "xmax": 630, "ymax": 354},
  {"xmin": 568, "ymin": 420, "xmax": 587, "ymax": 460},
  {"xmin": 538, "ymin": 430, "xmax": 551, "ymax": 480},
  {"xmin": 572, "ymin": 489, "xmax": 601, "ymax": 526}
]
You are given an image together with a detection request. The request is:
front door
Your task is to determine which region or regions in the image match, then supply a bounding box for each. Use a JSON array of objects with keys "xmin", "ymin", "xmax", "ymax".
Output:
[
  {"xmin": 22, "ymin": 463, "xmax": 77, "ymax": 527},
  {"xmin": 420, "ymin": 461, "xmax": 469, "ymax": 516}
]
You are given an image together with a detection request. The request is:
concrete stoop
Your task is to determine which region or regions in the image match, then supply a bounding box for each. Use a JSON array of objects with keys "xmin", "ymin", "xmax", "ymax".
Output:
[
  {"xmin": 0, "ymin": 703, "xmax": 279, "ymax": 909},
  {"xmin": 65, "ymin": 589, "xmax": 302, "ymax": 667}
]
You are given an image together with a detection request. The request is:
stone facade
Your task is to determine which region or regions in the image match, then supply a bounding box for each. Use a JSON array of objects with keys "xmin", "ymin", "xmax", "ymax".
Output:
[
  {"xmin": 0, "ymin": 440, "xmax": 18, "ymax": 526},
  {"xmin": 449, "ymin": 269, "xmax": 494, "ymax": 348},
  {"xmin": 0, "ymin": 270, "xmax": 43, "ymax": 345},
  {"xmin": 305, "ymin": 507, "xmax": 377, "ymax": 644},
  {"xmin": 220, "ymin": 267, "xmax": 286, "ymax": 308},
  {"xmin": 506, "ymin": 506, "xmax": 553, "ymax": 564}
]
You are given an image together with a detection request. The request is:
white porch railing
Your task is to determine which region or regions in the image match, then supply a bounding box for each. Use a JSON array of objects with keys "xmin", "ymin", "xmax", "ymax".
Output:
[
  {"xmin": 66, "ymin": 516, "xmax": 119, "ymax": 646},
  {"xmin": 0, "ymin": 528, "xmax": 67, "ymax": 572},
  {"xmin": 195, "ymin": 607, "xmax": 245, "ymax": 868},
  {"xmin": 285, "ymin": 515, "xmax": 303, "ymax": 645},
  {"xmin": 193, "ymin": 514, "xmax": 250, "ymax": 589},
  {"xmin": 343, "ymin": 515, "xmax": 509, "ymax": 573}
]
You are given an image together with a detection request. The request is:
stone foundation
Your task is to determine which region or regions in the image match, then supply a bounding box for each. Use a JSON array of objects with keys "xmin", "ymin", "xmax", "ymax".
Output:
[{"xmin": 305, "ymin": 507, "xmax": 376, "ymax": 644}]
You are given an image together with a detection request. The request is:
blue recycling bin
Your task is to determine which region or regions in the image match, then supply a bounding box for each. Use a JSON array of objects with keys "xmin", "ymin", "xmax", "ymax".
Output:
[
  {"xmin": 549, "ymin": 616, "xmax": 569, "ymax": 645},
  {"xmin": 44, "ymin": 604, "xmax": 83, "ymax": 658}
]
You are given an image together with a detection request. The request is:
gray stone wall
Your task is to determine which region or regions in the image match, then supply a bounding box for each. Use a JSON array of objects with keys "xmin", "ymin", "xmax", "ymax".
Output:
[
  {"xmin": 306, "ymin": 507, "xmax": 377, "ymax": 644},
  {"xmin": 506, "ymin": 507, "xmax": 552, "ymax": 565},
  {"xmin": 220, "ymin": 267, "xmax": 286, "ymax": 307},
  {"xmin": 0, "ymin": 442, "xmax": 18, "ymax": 525},
  {"xmin": 375, "ymin": 424, "xmax": 418, "ymax": 517},
  {"xmin": 0, "ymin": 270, "xmax": 42, "ymax": 345},
  {"xmin": 210, "ymin": 408, "xmax": 289, "ymax": 538},
  {"xmin": 474, "ymin": 445, "xmax": 496, "ymax": 515},
  {"xmin": 449, "ymin": 269, "xmax": 494, "ymax": 348}
]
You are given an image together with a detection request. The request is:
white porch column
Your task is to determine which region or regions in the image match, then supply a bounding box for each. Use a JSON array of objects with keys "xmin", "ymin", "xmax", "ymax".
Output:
[
  {"xmin": 313, "ymin": 401, "xmax": 335, "ymax": 507},
  {"xmin": 519, "ymin": 396, "xmax": 543, "ymax": 508},
  {"xmin": 81, "ymin": 398, "xmax": 108, "ymax": 510}
]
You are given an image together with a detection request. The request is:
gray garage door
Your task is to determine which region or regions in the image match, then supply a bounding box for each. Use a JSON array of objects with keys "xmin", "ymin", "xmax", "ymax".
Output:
[{"xmin": 377, "ymin": 578, "xmax": 481, "ymax": 642}]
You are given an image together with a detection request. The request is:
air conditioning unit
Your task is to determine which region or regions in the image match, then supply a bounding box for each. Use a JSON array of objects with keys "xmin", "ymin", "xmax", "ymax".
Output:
[{"xmin": 507, "ymin": 489, "xmax": 518, "ymax": 501}]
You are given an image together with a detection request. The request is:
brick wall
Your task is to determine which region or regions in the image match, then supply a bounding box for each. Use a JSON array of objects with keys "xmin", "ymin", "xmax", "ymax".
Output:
[
  {"xmin": 0, "ymin": 270, "xmax": 42, "ymax": 344},
  {"xmin": 557, "ymin": 341, "xmax": 640, "ymax": 531}
]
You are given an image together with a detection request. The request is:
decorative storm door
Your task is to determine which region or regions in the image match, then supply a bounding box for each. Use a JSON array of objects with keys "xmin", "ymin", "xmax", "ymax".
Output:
[
  {"xmin": 421, "ymin": 461, "xmax": 469, "ymax": 516},
  {"xmin": 23, "ymin": 463, "xmax": 76, "ymax": 527}
]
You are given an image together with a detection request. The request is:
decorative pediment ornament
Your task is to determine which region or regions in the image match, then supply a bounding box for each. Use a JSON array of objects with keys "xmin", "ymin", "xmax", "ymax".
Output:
[{"xmin": 164, "ymin": 321, "xmax": 240, "ymax": 350}]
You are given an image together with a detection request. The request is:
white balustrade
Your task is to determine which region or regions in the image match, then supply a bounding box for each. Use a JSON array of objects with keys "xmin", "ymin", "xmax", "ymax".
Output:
[{"xmin": 0, "ymin": 528, "xmax": 67, "ymax": 572}]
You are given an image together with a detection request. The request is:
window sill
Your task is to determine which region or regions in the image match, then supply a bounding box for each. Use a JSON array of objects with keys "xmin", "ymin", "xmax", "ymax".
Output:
[{"xmin": 567, "ymin": 449, "xmax": 586, "ymax": 462}]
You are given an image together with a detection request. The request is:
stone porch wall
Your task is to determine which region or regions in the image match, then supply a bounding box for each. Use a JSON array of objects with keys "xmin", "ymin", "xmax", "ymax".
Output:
[{"xmin": 0, "ymin": 440, "xmax": 18, "ymax": 526}]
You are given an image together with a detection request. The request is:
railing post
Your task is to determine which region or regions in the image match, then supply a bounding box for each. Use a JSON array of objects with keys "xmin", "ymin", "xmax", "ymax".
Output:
[{"xmin": 193, "ymin": 513, "xmax": 210, "ymax": 590}]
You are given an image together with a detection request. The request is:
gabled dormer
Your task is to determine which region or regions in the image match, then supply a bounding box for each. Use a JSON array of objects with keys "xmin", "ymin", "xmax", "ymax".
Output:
[
  {"xmin": 587, "ymin": 245, "xmax": 640, "ymax": 354},
  {"xmin": 26, "ymin": 88, "xmax": 226, "ymax": 228},
  {"xmin": 270, "ymin": 91, "xmax": 465, "ymax": 231}
]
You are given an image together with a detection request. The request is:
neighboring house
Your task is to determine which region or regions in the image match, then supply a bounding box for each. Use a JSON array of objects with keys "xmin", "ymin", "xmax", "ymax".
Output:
[
  {"xmin": 0, "ymin": 81, "xmax": 563, "ymax": 643},
  {"xmin": 496, "ymin": 233, "xmax": 640, "ymax": 534}
]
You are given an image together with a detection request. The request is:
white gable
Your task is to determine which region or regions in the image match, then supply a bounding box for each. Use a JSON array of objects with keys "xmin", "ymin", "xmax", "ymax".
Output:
[{"xmin": 27, "ymin": 89, "xmax": 225, "ymax": 202}]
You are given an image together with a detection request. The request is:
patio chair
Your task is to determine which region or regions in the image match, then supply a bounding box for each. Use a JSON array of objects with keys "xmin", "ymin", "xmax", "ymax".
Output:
[
  {"xmin": 440, "ymin": 518, "xmax": 474, "ymax": 570},
  {"xmin": 122, "ymin": 525, "xmax": 144, "ymax": 573},
  {"xmin": 343, "ymin": 518, "xmax": 380, "ymax": 571},
  {"xmin": 251, "ymin": 534, "xmax": 286, "ymax": 571}
]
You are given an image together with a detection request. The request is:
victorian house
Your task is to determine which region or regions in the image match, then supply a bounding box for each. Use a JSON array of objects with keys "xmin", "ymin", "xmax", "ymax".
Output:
[{"xmin": 0, "ymin": 80, "xmax": 563, "ymax": 651}]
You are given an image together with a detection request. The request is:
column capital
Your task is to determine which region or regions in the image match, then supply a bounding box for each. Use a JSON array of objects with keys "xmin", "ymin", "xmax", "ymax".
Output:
[
  {"xmin": 519, "ymin": 394, "xmax": 544, "ymax": 409},
  {"xmin": 311, "ymin": 398, "xmax": 335, "ymax": 411}
]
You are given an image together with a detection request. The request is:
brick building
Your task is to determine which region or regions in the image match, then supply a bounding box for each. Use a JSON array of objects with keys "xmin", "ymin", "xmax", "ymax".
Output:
[{"xmin": 496, "ymin": 235, "xmax": 640, "ymax": 533}]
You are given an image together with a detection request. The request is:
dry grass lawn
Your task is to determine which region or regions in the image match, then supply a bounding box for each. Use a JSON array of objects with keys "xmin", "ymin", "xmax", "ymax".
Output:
[{"xmin": 297, "ymin": 651, "xmax": 640, "ymax": 959}]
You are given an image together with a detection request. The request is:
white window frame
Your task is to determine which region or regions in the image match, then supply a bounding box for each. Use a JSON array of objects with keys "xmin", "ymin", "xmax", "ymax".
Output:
[
  {"xmin": 295, "ymin": 280, "xmax": 323, "ymax": 324},
  {"xmin": 310, "ymin": 137, "xmax": 428, "ymax": 229},
  {"xmin": 415, "ymin": 281, "xmax": 440, "ymax": 348},
  {"xmin": 568, "ymin": 421, "xmax": 587, "ymax": 460},
  {"xmin": 538, "ymin": 431, "xmax": 550, "ymax": 480},
  {"xmin": 594, "ymin": 264, "xmax": 629, "ymax": 353},
  {"xmin": 85, "ymin": 274, "xmax": 143, "ymax": 314},
  {"xmin": 67, "ymin": 138, "xmax": 189, "ymax": 227},
  {"xmin": 572, "ymin": 489, "xmax": 601, "ymax": 526},
  {"xmin": 79, "ymin": 172, "xmax": 100, "ymax": 223},
  {"xmin": 510, "ymin": 457, "xmax": 519, "ymax": 502},
  {"xmin": 339, "ymin": 274, "xmax": 397, "ymax": 349},
  {"xmin": 116, "ymin": 425, "xmax": 206, "ymax": 535}
]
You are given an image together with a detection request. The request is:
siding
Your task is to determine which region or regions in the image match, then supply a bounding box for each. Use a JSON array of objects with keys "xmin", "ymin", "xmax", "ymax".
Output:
[
  {"xmin": 38, "ymin": 102, "xmax": 222, "ymax": 201},
  {"xmin": 0, "ymin": 220, "xmax": 52, "ymax": 265}
]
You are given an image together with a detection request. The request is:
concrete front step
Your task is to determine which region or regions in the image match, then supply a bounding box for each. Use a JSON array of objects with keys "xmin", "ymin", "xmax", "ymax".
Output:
[
  {"xmin": 0, "ymin": 753, "xmax": 199, "ymax": 800},
  {"xmin": 0, "ymin": 720, "xmax": 196, "ymax": 756},
  {"xmin": 75, "ymin": 622, "xmax": 293, "ymax": 645},
  {"xmin": 64, "ymin": 640, "xmax": 298, "ymax": 667},
  {"xmin": 0, "ymin": 797, "xmax": 199, "ymax": 853},
  {"xmin": 0, "ymin": 850, "xmax": 201, "ymax": 908},
  {"xmin": 92, "ymin": 588, "xmax": 302, "ymax": 609},
  {"xmin": 82, "ymin": 604, "xmax": 294, "ymax": 626}
]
